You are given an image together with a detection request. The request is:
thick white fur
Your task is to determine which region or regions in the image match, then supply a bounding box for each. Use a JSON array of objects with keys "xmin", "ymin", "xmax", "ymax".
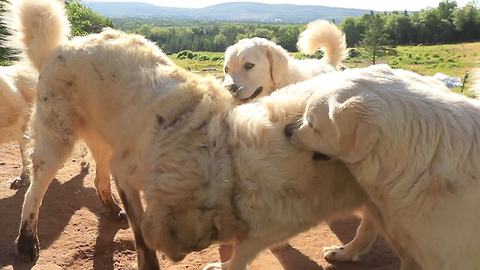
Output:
[
  {"xmin": 223, "ymin": 20, "xmax": 373, "ymax": 263},
  {"xmin": 0, "ymin": 62, "xmax": 36, "ymax": 188},
  {"xmin": 223, "ymin": 20, "xmax": 347, "ymax": 100},
  {"xmin": 7, "ymin": 0, "xmax": 157, "ymax": 265},
  {"xmin": 290, "ymin": 64, "xmax": 480, "ymax": 270},
  {"xmin": 142, "ymin": 85, "xmax": 384, "ymax": 270},
  {"xmin": 8, "ymin": 1, "xmax": 384, "ymax": 269}
]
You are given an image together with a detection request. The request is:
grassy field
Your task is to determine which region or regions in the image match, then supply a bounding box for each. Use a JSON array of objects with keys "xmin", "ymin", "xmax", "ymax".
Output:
[{"xmin": 170, "ymin": 42, "xmax": 479, "ymax": 95}]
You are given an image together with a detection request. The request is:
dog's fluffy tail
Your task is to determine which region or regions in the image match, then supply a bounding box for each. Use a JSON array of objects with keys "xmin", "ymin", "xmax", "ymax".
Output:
[
  {"xmin": 297, "ymin": 20, "xmax": 347, "ymax": 67},
  {"xmin": 4, "ymin": 0, "xmax": 70, "ymax": 70}
]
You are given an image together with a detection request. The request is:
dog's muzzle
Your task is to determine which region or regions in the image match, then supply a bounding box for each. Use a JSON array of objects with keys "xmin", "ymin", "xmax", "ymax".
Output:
[{"xmin": 226, "ymin": 83, "xmax": 240, "ymax": 94}]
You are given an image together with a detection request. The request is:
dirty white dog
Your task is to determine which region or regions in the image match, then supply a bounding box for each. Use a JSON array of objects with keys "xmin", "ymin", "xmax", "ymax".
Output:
[
  {"xmin": 7, "ymin": 0, "xmax": 137, "ymax": 264},
  {"xmin": 141, "ymin": 81, "xmax": 385, "ymax": 270},
  {"xmin": 0, "ymin": 62, "xmax": 36, "ymax": 189},
  {"xmin": 288, "ymin": 64, "xmax": 480, "ymax": 269},
  {"xmin": 223, "ymin": 20, "xmax": 347, "ymax": 101},
  {"xmin": 9, "ymin": 0, "xmax": 385, "ymax": 269}
]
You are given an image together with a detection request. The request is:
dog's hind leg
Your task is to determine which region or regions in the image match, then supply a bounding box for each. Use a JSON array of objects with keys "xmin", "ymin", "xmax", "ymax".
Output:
[
  {"xmin": 15, "ymin": 80, "xmax": 78, "ymax": 262},
  {"xmin": 16, "ymin": 118, "xmax": 76, "ymax": 262},
  {"xmin": 10, "ymin": 135, "xmax": 31, "ymax": 190}
]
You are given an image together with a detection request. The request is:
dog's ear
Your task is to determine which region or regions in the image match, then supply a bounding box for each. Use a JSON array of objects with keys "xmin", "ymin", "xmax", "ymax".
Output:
[
  {"xmin": 265, "ymin": 44, "xmax": 289, "ymax": 89},
  {"xmin": 330, "ymin": 96, "xmax": 380, "ymax": 163}
]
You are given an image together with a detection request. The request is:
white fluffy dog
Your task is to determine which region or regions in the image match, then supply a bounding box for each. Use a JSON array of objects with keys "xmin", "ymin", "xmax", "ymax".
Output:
[
  {"xmin": 222, "ymin": 20, "xmax": 377, "ymax": 263},
  {"xmin": 0, "ymin": 62, "xmax": 36, "ymax": 189},
  {"xmin": 142, "ymin": 83, "xmax": 384, "ymax": 270},
  {"xmin": 223, "ymin": 20, "xmax": 347, "ymax": 101},
  {"xmin": 6, "ymin": 0, "xmax": 139, "ymax": 263},
  {"xmin": 289, "ymin": 64, "xmax": 480, "ymax": 269},
  {"xmin": 8, "ymin": 1, "xmax": 384, "ymax": 269}
]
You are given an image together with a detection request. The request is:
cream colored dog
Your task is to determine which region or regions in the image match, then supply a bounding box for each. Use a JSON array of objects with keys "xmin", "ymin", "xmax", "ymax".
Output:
[
  {"xmin": 7, "ymin": 0, "xmax": 145, "ymax": 264},
  {"xmin": 223, "ymin": 20, "xmax": 347, "ymax": 101},
  {"xmin": 8, "ymin": 1, "xmax": 386, "ymax": 269},
  {"xmin": 288, "ymin": 64, "xmax": 480, "ymax": 270},
  {"xmin": 0, "ymin": 62, "xmax": 36, "ymax": 189},
  {"xmin": 222, "ymin": 20, "xmax": 377, "ymax": 263},
  {"xmin": 142, "ymin": 85, "xmax": 384, "ymax": 270}
]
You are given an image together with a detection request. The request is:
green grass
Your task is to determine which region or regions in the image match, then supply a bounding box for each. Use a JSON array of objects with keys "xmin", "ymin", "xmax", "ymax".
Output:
[
  {"xmin": 170, "ymin": 42, "xmax": 479, "ymax": 96},
  {"xmin": 170, "ymin": 51, "xmax": 224, "ymax": 78},
  {"xmin": 345, "ymin": 42, "xmax": 479, "ymax": 78}
]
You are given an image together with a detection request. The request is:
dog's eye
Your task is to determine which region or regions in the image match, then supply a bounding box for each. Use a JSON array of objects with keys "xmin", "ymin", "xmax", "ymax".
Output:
[
  {"xmin": 224, "ymin": 66, "xmax": 229, "ymax": 73},
  {"xmin": 244, "ymin": 63, "xmax": 255, "ymax": 70}
]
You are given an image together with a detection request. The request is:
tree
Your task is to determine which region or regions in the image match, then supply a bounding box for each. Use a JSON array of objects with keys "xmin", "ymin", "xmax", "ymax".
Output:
[
  {"xmin": 359, "ymin": 14, "xmax": 392, "ymax": 64},
  {"xmin": 341, "ymin": 17, "xmax": 365, "ymax": 47},
  {"xmin": 65, "ymin": 0, "xmax": 113, "ymax": 36},
  {"xmin": 453, "ymin": 3, "xmax": 480, "ymax": 41},
  {"xmin": 213, "ymin": 33, "xmax": 227, "ymax": 51},
  {"xmin": 0, "ymin": 0, "xmax": 13, "ymax": 64}
]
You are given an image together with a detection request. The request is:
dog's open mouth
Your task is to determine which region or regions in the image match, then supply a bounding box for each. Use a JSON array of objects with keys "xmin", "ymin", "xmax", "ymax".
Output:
[
  {"xmin": 312, "ymin": 152, "xmax": 331, "ymax": 161},
  {"xmin": 241, "ymin": 86, "xmax": 263, "ymax": 101}
]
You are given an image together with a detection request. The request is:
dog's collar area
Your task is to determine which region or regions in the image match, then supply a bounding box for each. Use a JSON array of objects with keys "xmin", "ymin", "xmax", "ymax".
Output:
[
  {"xmin": 312, "ymin": 152, "xmax": 331, "ymax": 161},
  {"xmin": 241, "ymin": 86, "xmax": 263, "ymax": 101}
]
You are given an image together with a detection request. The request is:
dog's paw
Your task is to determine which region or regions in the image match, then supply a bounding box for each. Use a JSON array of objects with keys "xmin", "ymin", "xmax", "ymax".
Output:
[
  {"xmin": 10, "ymin": 177, "xmax": 30, "ymax": 190},
  {"xmin": 15, "ymin": 232, "xmax": 39, "ymax": 263},
  {"xmin": 202, "ymin": 262, "xmax": 230, "ymax": 270},
  {"xmin": 115, "ymin": 210, "xmax": 129, "ymax": 228},
  {"xmin": 323, "ymin": 245, "xmax": 360, "ymax": 262},
  {"xmin": 80, "ymin": 160, "xmax": 90, "ymax": 172}
]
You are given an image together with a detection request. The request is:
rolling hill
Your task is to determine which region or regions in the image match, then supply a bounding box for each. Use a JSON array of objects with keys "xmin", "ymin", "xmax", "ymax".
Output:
[{"xmin": 83, "ymin": 1, "xmax": 371, "ymax": 23}]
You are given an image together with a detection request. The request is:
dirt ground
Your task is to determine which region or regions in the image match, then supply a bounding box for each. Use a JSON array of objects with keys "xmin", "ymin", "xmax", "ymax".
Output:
[{"xmin": 0, "ymin": 143, "xmax": 400, "ymax": 270}]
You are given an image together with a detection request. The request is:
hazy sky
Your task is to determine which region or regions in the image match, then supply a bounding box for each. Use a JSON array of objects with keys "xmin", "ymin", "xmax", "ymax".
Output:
[{"xmin": 86, "ymin": 0, "xmax": 476, "ymax": 11}]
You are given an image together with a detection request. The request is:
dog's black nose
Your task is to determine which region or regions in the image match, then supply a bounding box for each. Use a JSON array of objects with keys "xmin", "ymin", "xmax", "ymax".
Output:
[
  {"xmin": 284, "ymin": 123, "xmax": 297, "ymax": 138},
  {"xmin": 226, "ymin": 84, "xmax": 239, "ymax": 93},
  {"xmin": 312, "ymin": 152, "xmax": 331, "ymax": 161}
]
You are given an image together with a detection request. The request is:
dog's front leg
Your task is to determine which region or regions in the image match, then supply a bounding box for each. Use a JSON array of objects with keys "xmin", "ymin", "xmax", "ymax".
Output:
[
  {"xmin": 115, "ymin": 181, "xmax": 160, "ymax": 270},
  {"xmin": 324, "ymin": 204, "xmax": 378, "ymax": 262},
  {"xmin": 204, "ymin": 233, "xmax": 290, "ymax": 270}
]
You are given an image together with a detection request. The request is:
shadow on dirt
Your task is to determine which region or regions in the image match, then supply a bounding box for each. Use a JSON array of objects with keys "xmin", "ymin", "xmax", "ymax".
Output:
[{"xmin": 0, "ymin": 166, "xmax": 133, "ymax": 270}]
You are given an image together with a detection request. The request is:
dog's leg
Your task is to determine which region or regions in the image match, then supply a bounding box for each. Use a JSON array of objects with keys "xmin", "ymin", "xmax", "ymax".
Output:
[
  {"xmin": 84, "ymin": 140, "xmax": 127, "ymax": 224},
  {"xmin": 115, "ymin": 179, "xmax": 160, "ymax": 270},
  {"xmin": 204, "ymin": 233, "xmax": 290, "ymax": 270},
  {"xmin": 16, "ymin": 130, "xmax": 75, "ymax": 262},
  {"xmin": 94, "ymin": 158, "xmax": 127, "ymax": 224},
  {"xmin": 323, "ymin": 206, "xmax": 377, "ymax": 262},
  {"xmin": 360, "ymin": 202, "xmax": 422, "ymax": 270},
  {"xmin": 10, "ymin": 135, "xmax": 31, "ymax": 190}
]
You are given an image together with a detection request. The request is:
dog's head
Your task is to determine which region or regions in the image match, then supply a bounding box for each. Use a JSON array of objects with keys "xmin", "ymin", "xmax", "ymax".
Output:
[
  {"xmin": 142, "ymin": 188, "xmax": 247, "ymax": 262},
  {"xmin": 223, "ymin": 37, "xmax": 289, "ymax": 101},
  {"xmin": 286, "ymin": 82, "xmax": 382, "ymax": 164}
]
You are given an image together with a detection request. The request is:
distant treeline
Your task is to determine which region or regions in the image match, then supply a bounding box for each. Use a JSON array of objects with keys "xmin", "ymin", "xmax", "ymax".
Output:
[{"xmin": 114, "ymin": 0, "xmax": 480, "ymax": 54}]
